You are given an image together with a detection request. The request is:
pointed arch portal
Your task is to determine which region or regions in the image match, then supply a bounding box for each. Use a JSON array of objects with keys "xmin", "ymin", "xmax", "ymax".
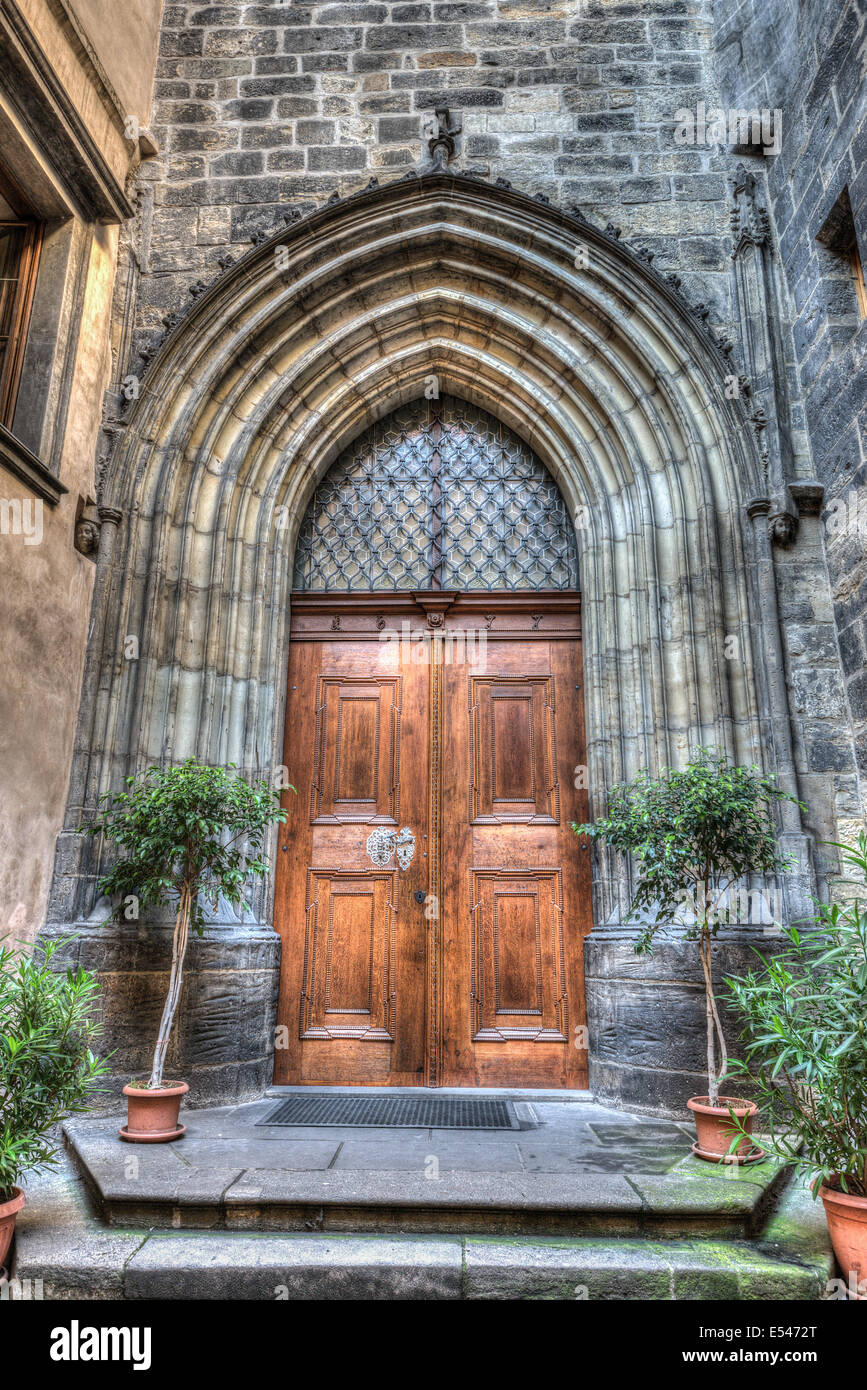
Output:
[{"xmin": 46, "ymin": 173, "xmax": 800, "ymax": 1105}]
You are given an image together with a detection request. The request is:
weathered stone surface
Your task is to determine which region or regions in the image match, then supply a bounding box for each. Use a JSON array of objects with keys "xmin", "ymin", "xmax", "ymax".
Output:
[
  {"xmin": 125, "ymin": 1232, "xmax": 464, "ymax": 1299},
  {"xmin": 584, "ymin": 935, "xmax": 779, "ymax": 1115},
  {"xmin": 715, "ymin": 0, "xmax": 867, "ymax": 783},
  {"xmin": 65, "ymin": 1095, "xmax": 786, "ymax": 1241},
  {"xmin": 41, "ymin": 923, "xmax": 280, "ymax": 1109},
  {"xmin": 12, "ymin": 1147, "xmax": 830, "ymax": 1301}
]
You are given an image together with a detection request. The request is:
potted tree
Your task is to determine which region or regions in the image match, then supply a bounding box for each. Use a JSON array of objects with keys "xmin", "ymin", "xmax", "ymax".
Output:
[
  {"xmin": 0, "ymin": 936, "xmax": 106, "ymax": 1273},
  {"xmin": 724, "ymin": 833, "xmax": 867, "ymax": 1297},
  {"xmin": 573, "ymin": 748, "xmax": 800, "ymax": 1161},
  {"xmin": 81, "ymin": 759, "xmax": 288, "ymax": 1142}
]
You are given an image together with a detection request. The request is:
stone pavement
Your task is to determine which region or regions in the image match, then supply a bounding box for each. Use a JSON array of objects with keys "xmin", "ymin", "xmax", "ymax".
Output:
[{"xmin": 8, "ymin": 1090, "xmax": 834, "ymax": 1300}]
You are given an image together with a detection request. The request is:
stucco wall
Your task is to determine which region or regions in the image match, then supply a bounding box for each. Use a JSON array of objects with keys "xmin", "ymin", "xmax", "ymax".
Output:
[
  {"xmin": 0, "ymin": 3, "xmax": 160, "ymax": 946},
  {"xmin": 0, "ymin": 227, "xmax": 118, "ymax": 947},
  {"xmin": 68, "ymin": 0, "xmax": 163, "ymax": 126}
]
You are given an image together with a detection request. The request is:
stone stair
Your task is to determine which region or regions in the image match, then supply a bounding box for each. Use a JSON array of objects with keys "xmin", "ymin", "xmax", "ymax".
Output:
[{"xmin": 10, "ymin": 1151, "xmax": 832, "ymax": 1301}]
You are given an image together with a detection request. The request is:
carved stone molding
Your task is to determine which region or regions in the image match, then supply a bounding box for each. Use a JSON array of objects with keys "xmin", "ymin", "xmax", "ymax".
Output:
[
  {"xmin": 425, "ymin": 107, "xmax": 462, "ymax": 172},
  {"xmin": 730, "ymin": 164, "xmax": 772, "ymax": 257}
]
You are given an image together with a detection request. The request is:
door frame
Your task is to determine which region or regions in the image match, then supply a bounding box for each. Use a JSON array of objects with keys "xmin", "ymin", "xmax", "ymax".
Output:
[{"xmin": 275, "ymin": 588, "xmax": 591, "ymax": 1087}]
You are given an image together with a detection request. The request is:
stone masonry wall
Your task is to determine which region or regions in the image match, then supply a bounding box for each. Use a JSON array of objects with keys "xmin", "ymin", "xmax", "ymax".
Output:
[
  {"xmin": 714, "ymin": 0, "xmax": 867, "ymax": 845},
  {"xmin": 132, "ymin": 0, "xmax": 740, "ymax": 368}
]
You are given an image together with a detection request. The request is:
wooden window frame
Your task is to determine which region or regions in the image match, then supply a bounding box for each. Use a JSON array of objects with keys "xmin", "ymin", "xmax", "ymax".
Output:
[
  {"xmin": 851, "ymin": 240, "xmax": 867, "ymax": 322},
  {"xmin": 0, "ymin": 164, "xmax": 43, "ymax": 430}
]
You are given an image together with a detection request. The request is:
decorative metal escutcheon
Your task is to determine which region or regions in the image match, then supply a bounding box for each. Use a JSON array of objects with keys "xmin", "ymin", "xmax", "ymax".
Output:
[{"xmin": 366, "ymin": 825, "xmax": 415, "ymax": 870}]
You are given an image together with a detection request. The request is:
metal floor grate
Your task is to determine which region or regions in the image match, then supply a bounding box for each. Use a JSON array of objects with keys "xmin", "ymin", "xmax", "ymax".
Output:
[{"xmin": 258, "ymin": 1095, "xmax": 521, "ymax": 1130}]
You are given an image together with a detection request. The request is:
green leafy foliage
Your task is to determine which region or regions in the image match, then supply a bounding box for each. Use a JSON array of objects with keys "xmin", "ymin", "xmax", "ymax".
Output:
[
  {"xmin": 80, "ymin": 760, "xmax": 290, "ymax": 1088},
  {"xmin": 82, "ymin": 760, "xmax": 290, "ymax": 934},
  {"xmin": 572, "ymin": 748, "xmax": 800, "ymax": 1104},
  {"xmin": 0, "ymin": 937, "xmax": 107, "ymax": 1202},
  {"xmin": 724, "ymin": 835, "xmax": 867, "ymax": 1197},
  {"xmin": 573, "ymin": 748, "xmax": 798, "ymax": 954}
]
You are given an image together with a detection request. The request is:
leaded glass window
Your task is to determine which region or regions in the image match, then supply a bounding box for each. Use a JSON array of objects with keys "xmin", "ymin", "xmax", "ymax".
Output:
[{"xmin": 291, "ymin": 395, "xmax": 578, "ymax": 591}]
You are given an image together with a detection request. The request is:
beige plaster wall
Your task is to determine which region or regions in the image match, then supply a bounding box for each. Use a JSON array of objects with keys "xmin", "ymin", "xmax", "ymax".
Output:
[
  {"xmin": 0, "ymin": 224, "xmax": 118, "ymax": 946},
  {"xmin": 68, "ymin": 0, "xmax": 162, "ymax": 127},
  {"xmin": 14, "ymin": 0, "xmax": 160, "ymax": 190},
  {"xmin": 0, "ymin": 2, "xmax": 160, "ymax": 949}
]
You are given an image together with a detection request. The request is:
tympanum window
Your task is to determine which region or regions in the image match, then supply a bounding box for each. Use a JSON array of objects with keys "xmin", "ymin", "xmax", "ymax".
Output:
[{"xmin": 291, "ymin": 396, "xmax": 578, "ymax": 591}]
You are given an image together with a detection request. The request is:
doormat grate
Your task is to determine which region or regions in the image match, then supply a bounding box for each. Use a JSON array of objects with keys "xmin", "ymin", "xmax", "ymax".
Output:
[{"xmin": 258, "ymin": 1095, "xmax": 522, "ymax": 1130}]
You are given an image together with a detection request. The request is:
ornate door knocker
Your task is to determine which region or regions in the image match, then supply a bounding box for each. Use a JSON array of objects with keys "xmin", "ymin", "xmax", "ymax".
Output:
[{"xmin": 366, "ymin": 825, "xmax": 415, "ymax": 869}]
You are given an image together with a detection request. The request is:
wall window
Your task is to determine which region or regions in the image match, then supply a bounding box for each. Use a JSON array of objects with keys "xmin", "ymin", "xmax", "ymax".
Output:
[
  {"xmin": 0, "ymin": 166, "xmax": 42, "ymax": 429},
  {"xmin": 851, "ymin": 237, "xmax": 867, "ymax": 322},
  {"xmin": 817, "ymin": 185, "xmax": 866, "ymax": 331}
]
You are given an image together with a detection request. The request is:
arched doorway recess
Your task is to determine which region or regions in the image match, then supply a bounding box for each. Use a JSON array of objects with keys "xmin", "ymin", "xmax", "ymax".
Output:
[
  {"xmin": 276, "ymin": 395, "xmax": 589, "ymax": 1087},
  {"xmin": 43, "ymin": 173, "xmax": 804, "ymax": 1111}
]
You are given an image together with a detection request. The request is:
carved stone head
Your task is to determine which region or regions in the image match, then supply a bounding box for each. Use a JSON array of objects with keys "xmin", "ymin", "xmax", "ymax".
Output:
[
  {"xmin": 74, "ymin": 502, "xmax": 101, "ymax": 558},
  {"xmin": 768, "ymin": 511, "xmax": 797, "ymax": 546}
]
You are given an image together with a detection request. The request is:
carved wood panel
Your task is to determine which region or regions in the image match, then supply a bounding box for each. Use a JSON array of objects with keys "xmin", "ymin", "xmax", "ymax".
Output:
[
  {"xmin": 310, "ymin": 676, "xmax": 400, "ymax": 824},
  {"xmin": 300, "ymin": 869, "xmax": 396, "ymax": 1040},
  {"xmin": 470, "ymin": 870, "xmax": 567, "ymax": 1042},
  {"xmin": 469, "ymin": 675, "xmax": 559, "ymax": 823}
]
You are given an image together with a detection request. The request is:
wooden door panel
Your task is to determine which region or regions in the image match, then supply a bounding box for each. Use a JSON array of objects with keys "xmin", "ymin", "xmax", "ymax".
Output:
[
  {"xmin": 311, "ymin": 676, "xmax": 401, "ymax": 823},
  {"xmin": 441, "ymin": 628, "xmax": 590, "ymax": 1088},
  {"xmin": 275, "ymin": 593, "xmax": 590, "ymax": 1089},
  {"xmin": 300, "ymin": 869, "xmax": 396, "ymax": 1040},
  {"xmin": 470, "ymin": 869, "xmax": 567, "ymax": 1042},
  {"xmin": 470, "ymin": 675, "xmax": 559, "ymax": 823},
  {"xmin": 273, "ymin": 624, "xmax": 428, "ymax": 1087}
]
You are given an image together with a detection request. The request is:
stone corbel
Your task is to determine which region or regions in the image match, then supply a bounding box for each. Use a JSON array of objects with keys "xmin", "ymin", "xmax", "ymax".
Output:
[
  {"xmin": 767, "ymin": 481, "xmax": 825, "ymax": 547},
  {"xmin": 767, "ymin": 487, "xmax": 798, "ymax": 547},
  {"xmin": 425, "ymin": 107, "xmax": 462, "ymax": 172},
  {"xmin": 73, "ymin": 499, "xmax": 101, "ymax": 559}
]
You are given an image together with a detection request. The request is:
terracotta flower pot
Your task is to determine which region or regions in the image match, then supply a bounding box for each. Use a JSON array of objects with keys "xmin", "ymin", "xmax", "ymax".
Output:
[
  {"xmin": 820, "ymin": 1184, "xmax": 867, "ymax": 1297},
  {"xmin": 120, "ymin": 1081, "xmax": 189, "ymax": 1143},
  {"xmin": 0, "ymin": 1187, "xmax": 25, "ymax": 1270},
  {"xmin": 687, "ymin": 1095, "xmax": 759, "ymax": 1162}
]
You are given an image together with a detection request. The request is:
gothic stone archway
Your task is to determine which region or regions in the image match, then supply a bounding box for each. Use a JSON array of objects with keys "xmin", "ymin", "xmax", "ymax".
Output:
[{"xmin": 42, "ymin": 174, "xmax": 809, "ymax": 1112}]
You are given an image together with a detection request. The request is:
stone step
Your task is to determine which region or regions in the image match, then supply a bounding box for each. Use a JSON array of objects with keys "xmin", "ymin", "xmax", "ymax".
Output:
[
  {"xmin": 77, "ymin": 1164, "xmax": 792, "ymax": 1240},
  {"xmin": 63, "ymin": 1102, "xmax": 792, "ymax": 1240},
  {"xmin": 27, "ymin": 1232, "xmax": 831, "ymax": 1302},
  {"xmin": 10, "ymin": 1158, "xmax": 832, "ymax": 1301}
]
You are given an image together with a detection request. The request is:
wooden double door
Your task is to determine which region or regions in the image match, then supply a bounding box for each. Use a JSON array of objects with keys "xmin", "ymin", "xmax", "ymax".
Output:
[{"xmin": 273, "ymin": 592, "xmax": 591, "ymax": 1089}]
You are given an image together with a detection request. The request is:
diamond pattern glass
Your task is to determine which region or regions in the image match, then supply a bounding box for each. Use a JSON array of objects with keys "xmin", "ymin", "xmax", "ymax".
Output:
[{"xmin": 291, "ymin": 395, "xmax": 578, "ymax": 591}]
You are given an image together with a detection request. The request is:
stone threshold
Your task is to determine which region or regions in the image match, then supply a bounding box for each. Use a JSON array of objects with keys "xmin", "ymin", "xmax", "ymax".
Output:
[
  {"xmin": 62, "ymin": 1096, "xmax": 792, "ymax": 1241},
  {"xmin": 264, "ymin": 1085, "xmax": 597, "ymax": 1102}
]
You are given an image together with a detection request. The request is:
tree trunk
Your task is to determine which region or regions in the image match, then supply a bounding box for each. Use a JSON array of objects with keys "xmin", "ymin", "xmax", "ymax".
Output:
[
  {"xmin": 697, "ymin": 924, "xmax": 728, "ymax": 1106},
  {"xmin": 148, "ymin": 881, "xmax": 192, "ymax": 1089}
]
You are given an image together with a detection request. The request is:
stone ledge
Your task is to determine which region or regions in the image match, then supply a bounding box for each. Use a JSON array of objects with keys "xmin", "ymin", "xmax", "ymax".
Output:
[{"xmin": 0, "ymin": 423, "xmax": 68, "ymax": 506}]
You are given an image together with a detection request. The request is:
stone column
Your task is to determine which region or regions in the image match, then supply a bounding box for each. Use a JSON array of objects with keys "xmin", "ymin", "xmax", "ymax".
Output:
[{"xmin": 747, "ymin": 496, "xmax": 816, "ymax": 925}]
